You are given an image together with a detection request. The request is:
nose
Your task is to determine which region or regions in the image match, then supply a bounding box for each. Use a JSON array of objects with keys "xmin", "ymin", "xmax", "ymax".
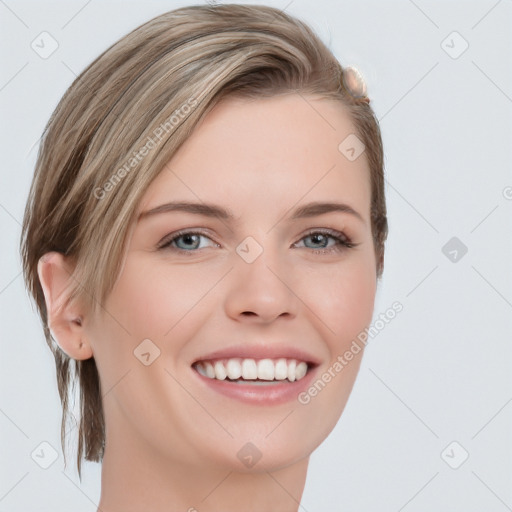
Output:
[{"xmin": 223, "ymin": 247, "xmax": 299, "ymax": 324}]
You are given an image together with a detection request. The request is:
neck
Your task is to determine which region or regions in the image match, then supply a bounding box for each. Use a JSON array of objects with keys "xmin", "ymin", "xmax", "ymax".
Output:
[{"xmin": 97, "ymin": 424, "xmax": 310, "ymax": 512}]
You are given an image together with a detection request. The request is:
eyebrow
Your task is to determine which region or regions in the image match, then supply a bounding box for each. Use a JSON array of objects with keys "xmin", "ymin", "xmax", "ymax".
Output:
[{"xmin": 138, "ymin": 201, "xmax": 365, "ymax": 224}]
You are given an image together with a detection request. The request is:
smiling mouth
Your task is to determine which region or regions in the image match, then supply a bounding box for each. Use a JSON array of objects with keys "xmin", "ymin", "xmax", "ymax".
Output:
[{"xmin": 192, "ymin": 357, "xmax": 312, "ymax": 384}]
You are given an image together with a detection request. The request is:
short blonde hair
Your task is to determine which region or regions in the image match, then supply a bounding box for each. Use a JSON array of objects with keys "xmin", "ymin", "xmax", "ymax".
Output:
[{"xmin": 20, "ymin": 3, "xmax": 388, "ymax": 475}]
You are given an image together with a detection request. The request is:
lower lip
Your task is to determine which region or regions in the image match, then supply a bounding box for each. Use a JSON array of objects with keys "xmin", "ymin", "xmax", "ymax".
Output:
[{"xmin": 192, "ymin": 366, "xmax": 318, "ymax": 405}]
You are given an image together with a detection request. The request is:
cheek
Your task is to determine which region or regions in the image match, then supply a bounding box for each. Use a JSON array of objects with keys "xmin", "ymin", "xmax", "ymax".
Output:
[
  {"xmin": 91, "ymin": 254, "xmax": 226, "ymax": 383},
  {"xmin": 333, "ymin": 263, "xmax": 376, "ymax": 342},
  {"xmin": 102, "ymin": 254, "xmax": 214, "ymax": 340},
  {"xmin": 294, "ymin": 253, "xmax": 377, "ymax": 352},
  {"xmin": 86, "ymin": 256, "xmax": 180, "ymax": 382},
  {"xmin": 289, "ymin": 258, "xmax": 375, "ymax": 443}
]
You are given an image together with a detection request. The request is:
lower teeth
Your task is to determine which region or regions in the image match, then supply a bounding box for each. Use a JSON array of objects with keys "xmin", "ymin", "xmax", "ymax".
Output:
[{"xmin": 230, "ymin": 379, "xmax": 284, "ymax": 385}]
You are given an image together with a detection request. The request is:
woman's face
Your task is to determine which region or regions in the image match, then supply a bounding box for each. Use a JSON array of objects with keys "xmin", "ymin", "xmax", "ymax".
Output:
[{"xmin": 86, "ymin": 93, "xmax": 377, "ymax": 472}]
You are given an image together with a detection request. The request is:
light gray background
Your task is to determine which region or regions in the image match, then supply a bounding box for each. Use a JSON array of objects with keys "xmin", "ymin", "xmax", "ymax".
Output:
[{"xmin": 1, "ymin": 0, "xmax": 511, "ymax": 510}]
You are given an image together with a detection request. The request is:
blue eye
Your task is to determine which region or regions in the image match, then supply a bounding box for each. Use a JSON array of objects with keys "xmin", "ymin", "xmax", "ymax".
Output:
[
  {"xmin": 158, "ymin": 231, "xmax": 218, "ymax": 251},
  {"xmin": 293, "ymin": 230, "xmax": 356, "ymax": 254},
  {"xmin": 157, "ymin": 229, "xmax": 357, "ymax": 254}
]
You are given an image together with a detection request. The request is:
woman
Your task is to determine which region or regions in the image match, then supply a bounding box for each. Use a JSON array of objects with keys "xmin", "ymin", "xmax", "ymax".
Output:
[{"xmin": 20, "ymin": 4, "xmax": 388, "ymax": 511}]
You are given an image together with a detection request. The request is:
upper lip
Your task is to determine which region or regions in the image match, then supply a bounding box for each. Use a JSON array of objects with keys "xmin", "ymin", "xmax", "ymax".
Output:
[{"xmin": 192, "ymin": 344, "xmax": 321, "ymax": 366}]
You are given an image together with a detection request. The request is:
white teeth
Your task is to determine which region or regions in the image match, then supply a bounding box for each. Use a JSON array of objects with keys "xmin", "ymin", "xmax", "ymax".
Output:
[
  {"xmin": 296, "ymin": 361, "xmax": 308, "ymax": 380},
  {"xmin": 257, "ymin": 359, "xmax": 275, "ymax": 380},
  {"xmin": 274, "ymin": 358, "xmax": 288, "ymax": 380},
  {"xmin": 204, "ymin": 361, "xmax": 215, "ymax": 379},
  {"xmin": 214, "ymin": 361, "xmax": 227, "ymax": 380},
  {"xmin": 226, "ymin": 358, "xmax": 242, "ymax": 380},
  {"xmin": 287, "ymin": 359, "xmax": 296, "ymax": 382},
  {"xmin": 195, "ymin": 357, "xmax": 311, "ymax": 382},
  {"xmin": 241, "ymin": 358, "xmax": 258, "ymax": 380}
]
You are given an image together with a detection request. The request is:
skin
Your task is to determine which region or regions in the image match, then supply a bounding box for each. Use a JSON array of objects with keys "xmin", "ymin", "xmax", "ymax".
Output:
[{"xmin": 38, "ymin": 93, "xmax": 377, "ymax": 512}]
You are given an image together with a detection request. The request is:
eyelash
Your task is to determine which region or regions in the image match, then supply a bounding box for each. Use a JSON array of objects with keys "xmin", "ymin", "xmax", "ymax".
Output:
[{"xmin": 157, "ymin": 228, "xmax": 359, "ymax": 256}]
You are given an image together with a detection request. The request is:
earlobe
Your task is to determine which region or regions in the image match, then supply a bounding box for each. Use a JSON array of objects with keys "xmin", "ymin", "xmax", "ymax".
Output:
[{"xmin": 37, "ymin": 252, "xmax": 93, "ymax": 360}]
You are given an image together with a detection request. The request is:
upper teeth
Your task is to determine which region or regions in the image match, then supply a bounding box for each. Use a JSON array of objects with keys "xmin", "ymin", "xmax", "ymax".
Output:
[{"xmin": 194, "ymin": 358, "xmax": 308, "ymax": 382}]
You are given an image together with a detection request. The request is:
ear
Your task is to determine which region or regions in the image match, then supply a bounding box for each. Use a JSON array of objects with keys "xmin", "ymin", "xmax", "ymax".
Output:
[{"xmin": 37, "ymin": 251, "xmax": 93, "ymax": 360}]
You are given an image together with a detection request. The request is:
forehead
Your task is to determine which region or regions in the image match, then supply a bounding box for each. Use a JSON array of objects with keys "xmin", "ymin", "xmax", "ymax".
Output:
[{"xmin": 138, "ymin": 93, "xmax": 371, "ymax": 221}]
